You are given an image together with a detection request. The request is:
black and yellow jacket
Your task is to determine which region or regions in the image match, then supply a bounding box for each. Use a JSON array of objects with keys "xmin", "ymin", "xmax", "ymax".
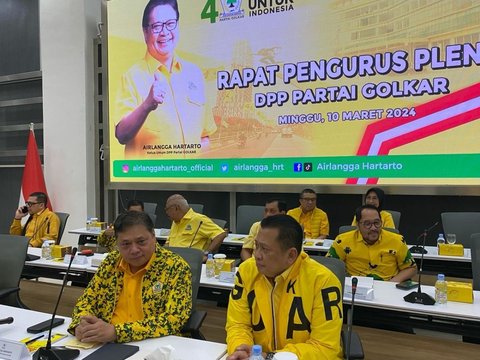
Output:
[
  {"xmin": 226, "ymin": 252, "xmax": 343, "ymax": 359},
  {"xmin": 68, "ymin": 244, "xmax": 192, "ymax": 343}
]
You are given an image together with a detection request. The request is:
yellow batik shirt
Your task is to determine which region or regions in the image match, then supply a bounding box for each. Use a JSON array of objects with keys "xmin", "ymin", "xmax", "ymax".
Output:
[
  {"xmin": 327, "ymin": 229, "xmax": 416, "ymax": 281},
  {"xmin": 68, "ymin": 244, "xmax": 192, "ymax": 343}
]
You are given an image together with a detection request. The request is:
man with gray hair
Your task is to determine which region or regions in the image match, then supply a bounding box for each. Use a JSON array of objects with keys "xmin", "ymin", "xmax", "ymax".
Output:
[{"xmin": 165, "ymin": 194, "xmax": 227, "ymax": 259}]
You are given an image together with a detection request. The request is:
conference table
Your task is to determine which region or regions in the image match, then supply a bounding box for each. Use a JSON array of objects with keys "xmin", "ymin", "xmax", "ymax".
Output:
[{"xmin": 0, "ymin": 304, "xmax": 227, "ymax": 359}]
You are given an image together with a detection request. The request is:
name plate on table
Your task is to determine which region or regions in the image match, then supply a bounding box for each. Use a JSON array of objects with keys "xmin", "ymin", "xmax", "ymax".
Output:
[
  {"xmin": 64, "ymin": 254, "xmax": 88, "ymax": 265},
  {"xmin": 219, "ymin": 271, "xmax": 235, "ymax": 283},
  {"xmin": 345, "ymin": 276, "xmax": 374, "ymax": 300},
  {"xmin": 0, "ymin": 338, "xmax": 30, "ymax": 360}
]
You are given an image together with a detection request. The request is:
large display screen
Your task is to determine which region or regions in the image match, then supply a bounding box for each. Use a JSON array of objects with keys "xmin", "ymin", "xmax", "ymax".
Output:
[{"xmin": 107, "ymin": 0, "xmax": 480, "ymax": 185}]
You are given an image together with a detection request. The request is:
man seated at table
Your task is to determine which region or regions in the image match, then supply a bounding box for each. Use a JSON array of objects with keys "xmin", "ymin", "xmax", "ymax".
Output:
[
  {"xmin": 10, "ymin": 191, "xmax": 60, "ymax": 247},
  {"xmin": 69, "ymin": 211, "xmax": 192, "ymax": 343},
  {"xmin": 165, "ymin": 194, "xmax": 227, "ymax": 259},
  {"xmin": 240, "ymin": 199, "xmax": 287, "ymax": 261},
  {"xmin": 287, "ymin": 188, "xmax": 329, "ymax": 239},
  {"xmin": 97, "ymin": 199, "xmax": 145, "ymax": 251},
  {"xmin": 226, "ymin": 214, "xmax": 343, "ymax": 360},
  {"xmin": 327, "ymin": 205, "xmax": 417, "ymax": 282}
]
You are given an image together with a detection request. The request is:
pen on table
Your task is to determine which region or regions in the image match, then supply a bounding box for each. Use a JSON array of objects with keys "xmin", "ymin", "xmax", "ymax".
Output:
[{"xmin": 25, "ymin": 334, "xmax": 44, "ymax": 345}]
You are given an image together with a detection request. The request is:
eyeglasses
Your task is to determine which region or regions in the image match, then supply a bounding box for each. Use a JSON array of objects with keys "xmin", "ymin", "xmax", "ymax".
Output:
[
  {"xmin": 300, "ymin": 198, "xmax": 316, "ymax": 202},
  {"xmin": 164, "ymin": 204, "xmax": 175, "ymax": 212},
  {"xmin": 359, "ymin": 220, "xmax": 382, "ymax": 229},
  {"xmin": 26, "ymin": 202, "xmax": 40, "ymax": 207},
  {"xmin": 148, "ymin": 19, "xmax": 178, "ymax": 34}
]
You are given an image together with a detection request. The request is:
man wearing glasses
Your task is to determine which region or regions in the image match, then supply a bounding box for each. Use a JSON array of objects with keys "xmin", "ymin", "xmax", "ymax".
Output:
[
  {"xmin": 69, "ymin": 211, "xmax": 192, "ymax": 343},
  {"xmin": 10, "ymin": 192, "xmax": 60, "ymax": 247},
  {"xmin": 287, "ymin": 188, "xmax": 329, "ymax": 239},
  {"xmin": 327, "ymin": 205, "xmax": 416, "ymax": 282},
  {"xmin": 115, "ymin": 0, "xmax": 217, "ymax": 158}
]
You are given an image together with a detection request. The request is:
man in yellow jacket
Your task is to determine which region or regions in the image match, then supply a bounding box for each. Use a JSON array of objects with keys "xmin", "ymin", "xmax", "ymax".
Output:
[
  {"xmin": 226, "ymin": 215, "xmax": 343, "ymax": 360},
  {"xmin": 10, "ymin": 192, "xmax": 60, "ymax": 247},
  {"xmin": 287, "ymin": 189, "xmax": 329, "ymax": 239}
]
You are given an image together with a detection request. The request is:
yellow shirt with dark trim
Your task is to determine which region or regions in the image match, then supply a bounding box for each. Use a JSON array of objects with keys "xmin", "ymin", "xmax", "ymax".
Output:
[
  {"xmin": 327, "ymin": 229, "xmax": 416, "ymax": 281},
  {"xmin": 287, "ymin": 207, "xmax": 329, "ymax": 238},
  {"xmin": 9, "ymin": 208, "xmax": 60, "ymax": 247},
  {"xmin": 111, "ymin": 253, "xmax": 156, "ymax": 325},
  {"xmin": 116, "ymin": 52, "xmax": 217, "ymax": 159},
  {"xmin": 226, "ymin": 252, "xmax": 343, "ymax": 360},
  {"xmin": 68, "ymin": 244, "xmax": 192, "ymax": 343},
  {"xmin": 351, "ymin": 210, "xmax": 395, "ymax": 229},
  {"xmin": 242, "ymin": 221, "xmax": 260, "ymax": 250},
  {"xmin": 167, "ymin": 208, "xmax": 225, "ymax": 251}
]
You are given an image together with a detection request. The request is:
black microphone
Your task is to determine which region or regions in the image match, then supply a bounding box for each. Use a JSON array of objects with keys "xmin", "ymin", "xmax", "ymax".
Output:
[
  {"xmin": 409, "ymin": 221, "xmax": 439, "ymax": 254},
  {"xmin": 33, "ymin": 247, "xmax": 80, "ymax": 360},
  {"xmin": 0, "ymin": 317, "xmax": 14, "ymax": 325},
  {"xmin": 188, "ymin": 221, "xmax": 203, "ymax": 248},
  {"xmin": 345, "ymin": 277, "xmax": 358, "ymax": 360},
  {"xmin": 404, "ymin": 228, "xmax": 436, "ymax": 306}
]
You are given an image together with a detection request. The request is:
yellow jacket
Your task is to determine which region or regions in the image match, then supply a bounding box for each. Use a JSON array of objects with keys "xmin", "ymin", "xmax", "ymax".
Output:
[
  {"xmin": 10, "ymin": 208, "xmax": 60, "ymax": 247},
  {"xmin": 68, "ymin": 244, "xmax": 192, "ymax": 343},
  {"xmin": 226, "ymin": 252, "xmax": 343, "ymax": 359},
  {"xmin": 287, "ymin": 207, "xmax": 329, "ymax": 238}
]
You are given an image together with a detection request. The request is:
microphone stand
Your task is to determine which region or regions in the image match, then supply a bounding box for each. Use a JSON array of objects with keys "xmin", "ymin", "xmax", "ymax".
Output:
[
  {"xmin": 33, "ymin": 248, "xmax": 80, "ymax": 360},
  {"xmin": 188, "ymin": 221, "xmax": 203, "ymax": 248},
  {"xmin": 409, "ymin": 221, "xmax": 438, "ymax": 254},
  {"xmin": 345, "ymin": 277, "xmax": 358, "ymax": 360},
  {"xmin": 404, "ymin": 235, "xmax": 436, "ymax": 305}
]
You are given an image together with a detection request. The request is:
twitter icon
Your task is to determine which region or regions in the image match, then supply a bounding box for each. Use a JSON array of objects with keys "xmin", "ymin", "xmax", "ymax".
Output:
[{"xmin": 220, "ymin": 164, "xmax": 229, "ymax": 172}]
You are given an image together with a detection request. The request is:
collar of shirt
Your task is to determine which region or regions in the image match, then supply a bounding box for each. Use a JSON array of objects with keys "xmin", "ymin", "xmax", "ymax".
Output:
[
  {"xmin": 117, "ymin": 252, "xmax": 156, "ymax": 276},
  {"xmin": 177, "ymin": 208, "xmax": 195, "ymax": 223},
  {"xmin": 145, "ymin": 51, "xmax": 182, "ymax": 75},
  {"xmin": 33, "ymin": 208, "xmax": 46, "ymax": 218}
]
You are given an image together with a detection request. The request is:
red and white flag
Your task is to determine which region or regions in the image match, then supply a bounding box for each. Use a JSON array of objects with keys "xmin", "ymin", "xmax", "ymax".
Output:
[{"xmin": 19, "ymin": 123, "xmax": 52, "ymax": 210}]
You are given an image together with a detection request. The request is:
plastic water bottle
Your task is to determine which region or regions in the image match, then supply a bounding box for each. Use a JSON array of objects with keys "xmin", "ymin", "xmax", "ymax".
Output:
[
  {"xmin": 250, "ymin": 345, "xmax": 264, "ymax": 360},
  {"xmin": 436, "ymin": 233, "xmax": 445, "ymax": 246},
  {"xmin": 435, "ymin": 273, "xmax": 448, "ymax": 304},
  {"xmin": 206, "ymin": 253, "xmax": 215, "ymax": 278},
  {"xmin": 41, "ymin": 240, "xmax": 52, "ymax": 260}
]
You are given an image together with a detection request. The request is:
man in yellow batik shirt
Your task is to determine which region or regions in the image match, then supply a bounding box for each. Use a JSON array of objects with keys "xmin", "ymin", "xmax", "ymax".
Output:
[
  {"xmin": 69, "ymin": 211, "xmax": 192, "ymax": 343},
  {"xmin": 114, "ymin": 0, "xmax": 217, "ymax": 159},
  {"xmin": 328, "ymin": 205, "xmax": 416, "ymax": 282},
  {"xmin": 287, "ymin": 188, "xmax": 329, "ymax": 239}
]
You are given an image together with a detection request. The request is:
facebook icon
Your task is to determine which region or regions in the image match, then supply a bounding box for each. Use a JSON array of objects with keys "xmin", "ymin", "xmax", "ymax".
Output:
[{"xmin": 293, "ymin": 163, "xmax": 303, "ymax": 172}]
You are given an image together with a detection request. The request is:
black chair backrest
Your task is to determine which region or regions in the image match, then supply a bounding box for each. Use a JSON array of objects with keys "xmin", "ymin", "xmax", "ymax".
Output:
[
  {"xmin": 236, "ymin": 205, "xmax": 264, "ymax": 234},
  {"xmin": 339, "ymin": 225, "xmax": 357, "ymax": 235},
  {"xmin": 211, "ymin": 218, "xmax": 227, "ymax": 229},
  {"xmin": 190, "ymin": 204, "xmax": 204, "ymax": 214},
  {"xmin": 441, "ymin": 212, "xmax": 480, "ymax": 248},
  {"xmin": 385, "ymin": 210, "xmax": 401, "ymax": 229},
  {"xmin": 470, "ymin": 233, "xmax": 480, "ymax": 291},
  {"xmin": 309, "ymin": 255, "xmax": 346, "ymax": 292},
  {"xmin": 168, "ymin": 247, "xmax": 203, "ymax": 310},
  {"xmin": 143, "ymin": 202, "xmax": 157, "ymax": 214},
  {"xmin": 0, "ymin": 234, "xmax": 29, "ymax": 305},
  {"xmin": 54, "ymin": 212, "xmax": 70, "ymax": 245}
]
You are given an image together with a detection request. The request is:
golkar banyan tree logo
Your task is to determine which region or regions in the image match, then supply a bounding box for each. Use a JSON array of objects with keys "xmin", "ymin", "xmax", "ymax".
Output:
[
  {"xmin": 202, "ymin": 0, "xmax": 294, "ymax": 23},
  {"xmin": 220, "ymin": 0, "xmax": 244, "ymax": 21}
]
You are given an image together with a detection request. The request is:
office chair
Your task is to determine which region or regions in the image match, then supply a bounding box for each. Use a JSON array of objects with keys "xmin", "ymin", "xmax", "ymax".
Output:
[
  {"xmin": 310, "ymin": 255, "xmax": 364, "ymax": 359},
  {"xmin": 143, "ymin": 202, "xmax": 158, "ymax": 214},
  {"xmin": 383, "ymin": 227, "xmax": 400, "ymax": 234},
  {"xmin": 0, "ymin": 234, "xmax": 30, "ymax": 308},
  {"xmin": 441, "ymin": 212, "xmax": 480, "ymax": 248},
  {"xmin": 54, "ymin": 212, "xmax": 70, "ymax": 245},
  {"xmin": 168, "ymin": 247, "xmax": 207, "ymax": 340},
  {"xmin": 385, "ymin": 210, "xmax": 401, "ymax": 229},
  {"xmin": 236, "ymin": 205, "xmax": 264, "ymax": 234},
  {"xmin": 189, "ymin": 203, "xmax": 204, "ymax": 214},
  {"xmin": 470, "ymin": 233, "xmax": 480, "ymax": 291},
  {"xmin": 211, "ymin": 218, "xmax": 227, "ymax": 229},
  {"xmin": 339, "ymin": 225, "xmax": 357, "ymax": 235}
]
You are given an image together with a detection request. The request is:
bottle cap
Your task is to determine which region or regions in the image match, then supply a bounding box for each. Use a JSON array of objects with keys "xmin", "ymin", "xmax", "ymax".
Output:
[
  {"xmin": 438, "ymin": 273, "xmax": 445, "ymax": 281},
  {"xmin": 252, "ymin": 345, "xmax": 262, "ymax": 355}
]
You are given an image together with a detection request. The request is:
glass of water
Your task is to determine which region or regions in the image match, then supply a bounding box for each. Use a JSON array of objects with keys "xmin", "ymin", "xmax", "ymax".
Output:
[{"xmin": 446, "ymin": 233, "xmax": 457, "ymax": 245}]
